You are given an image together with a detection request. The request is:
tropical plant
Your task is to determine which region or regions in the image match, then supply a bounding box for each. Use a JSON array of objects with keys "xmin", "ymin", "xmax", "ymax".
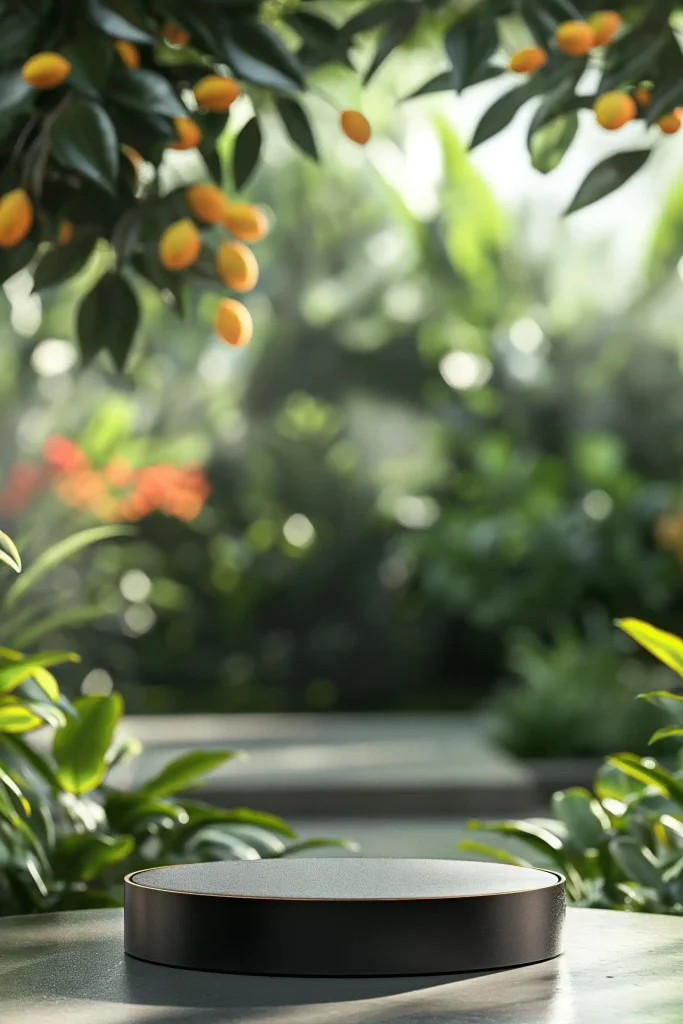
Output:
[
  {"xmin": 0, "ymin": 529, "xmax": 353, "ymax": 916},
  {"xmin": 2, "ymin": 1, "xmax": 681, "ymax": 367},
  {"xmin": 465, "ymin": 619, "xmax": 683, "ymax": 915}
]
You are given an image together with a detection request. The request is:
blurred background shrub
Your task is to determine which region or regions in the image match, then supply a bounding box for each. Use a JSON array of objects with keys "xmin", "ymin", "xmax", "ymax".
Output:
[{"xmin": 3, "ymin": 96, "xmax": 683, "ymax": 754}]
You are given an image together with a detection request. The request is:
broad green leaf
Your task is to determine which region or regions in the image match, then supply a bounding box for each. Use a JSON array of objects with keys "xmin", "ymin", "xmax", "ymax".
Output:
[
  {"xmin": 54, "ymin": 831, "xmax": 135, "ymax": 881},
  {"xmin": 62, "ymin": 25, "xmax": 114, "ymax": 97},
  {"xmin": 0, "ymin": 70, "xmax": 32, "ymax": 116},
  {"xmin": 617, "ymin": 619, "xmax": 683, "ymax": 680},
  {"xmin": 551, "ymin": 787, "xmax": 611, "ymax": 849},
  {"xmin": 4, "ymin": 526, "xmax": 133, "ymax": 608},
  {"xmin": 467, "ymin": 819, "xmax": 567, "ymax": 867},
  {"xmin": 530, "ymin": 112, "xmax": 578, "ymax": 174},
  {"xmin": 607, "ymin": 753, "xmax": 683, "ymax": 806},
  {"xmin": 51, "ymin": 100, "xmax": 119, "ymax": 194},
  {"xmin": 140, "ymin": 750, "xmax": 241, "ymax": 798},
  {"xmin": 53, "ymin": 693, "xmax": 123, "ymax": 794},
  {"xmin": 609, "ymin": 837, "xmax": 664, "ymax": 891},
  {"xmin": 223, "ymin": 20, "xmax": 304, "ymax": 91},
  {"xmin": 457, "ymin": 839, "xmax": 533, "ymax": 867},
  {"xmin": 32, "ymin": 230, "xmax": 99, "ymax": 291},
  {"xmin": 179, "ymin": 801, "xmax": 297, "ymax": 838},
  {"xmin": 187, "ymin": 826, "xmax": 261, "ymax": 860},
  {"xmin": 566, "ymin": 151, "xmax": 650, "ymax": 215},
  {"xmin": 0, "ymin": 700, "xmax": 44, "ymax": 734},
  {"xmin": 233, "ymin": 116, "xmax": 262, "ymax": 191},
  {"xmin": 0, "ymin": 651, "xmax": 79, "ymax": 695},
  {"xmin": 215, "ymin": 824, "xmax": 287, "ymax": 857},
  {"xmin": 594, "ymin": 762, "xmax": 646, "ymax": 805},
  {"xmin": 471, "ymin": 82, "xmax": 538, "ymax": 148},
  {"xmin": 87, "ymin": 0, "xmax": 154, "ymax": 43},
  {"xmin": 105, "ymin": 791, "xmax": 188, "ymax": 832},
  {"xmin": 108, "ymin": 68, "xmax": 186, "ymax": 118},
  {"xmin": 0, "ymin": 530, "xmax": 21, "ymax": 573},
  {"xmin": 276, "ymin": 97, "xmax": 318, "ymax": 161}
]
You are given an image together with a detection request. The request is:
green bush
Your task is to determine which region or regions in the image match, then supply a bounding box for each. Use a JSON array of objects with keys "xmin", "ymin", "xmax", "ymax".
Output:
[{"xmin": 466, "ymin": 620, "xmax": 683, "ymax": 915}]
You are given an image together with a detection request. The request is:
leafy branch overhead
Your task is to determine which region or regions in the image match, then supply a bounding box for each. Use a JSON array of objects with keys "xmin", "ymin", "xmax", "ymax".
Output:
[{"xmin": 0, "ymin": 1, "xmax": 680, "ymax": 369}]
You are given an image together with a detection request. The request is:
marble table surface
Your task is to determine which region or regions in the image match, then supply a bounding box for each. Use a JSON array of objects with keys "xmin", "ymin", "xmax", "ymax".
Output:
[{"xmin": 1, "ymin": 905, "xmax": 682, "ymax": 1024}]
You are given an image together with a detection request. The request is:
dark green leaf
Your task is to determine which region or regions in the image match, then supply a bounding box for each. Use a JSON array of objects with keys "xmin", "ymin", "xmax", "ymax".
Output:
[
  {"xmin": 566, "ymin": 150, "xmax": 650, "ymax": 215},
  {"xmin": 3, "ymin": 735, "xmax": 60, "ymax": 792},
  {"xmin": 53, "ymin": 694, "xmax": 123, "ymax": 794},
  {"xmin": 471, "ymin": 82, "xmax": 539, "ymax": 148},
  {"xmin": 646, "ymin": 81, "xmax": 683, "ymax": 125},
  {"xmin": 233, "ymin": 115, "xmax": 262, "ymax": 190},
  {"xmin": 530, "ymin": 111, "xmax": 578, "ymax": 173},
  {"xmin": 54, "ymin": 832, "xmax": 135, "ymax": 882},
  {"xmin": 62, "ymin": 26, "xmax": 114, "ymax": 98},
  {"xmin": 342, "ymin": 1, "xmax": 405, "ymax": 37},
  {"xmin": 111, "ymin": 209, "xmax": 142, "ymax": 265},
  {"xmin": 223, "ymin": 19, "xmax": 304, "ymax": 91},
  {"xmin": 0, "ymin": 239, "xmax": 35, "ymax": 284},
  {"xmin": 287, "ymin": 12, "xmax": 350, "ymax": 69},
  {"xmin": 445, "ymin": 13, "xmax": 498, "ymax": 92},
  {"xmin": 108, "ymin": 68, "xmax": 186, "ymax": 118},
  {"xmin": 77, "ymin": 271, "xmax": 139, "ymax": 369},
  {"xmin": 0, "ymin": 70, "xmax": 32, "ymax": 116},
  {"xmin": 32, "ymin": 230, "xmax": 99, "ymax": 291},
  {"xmin": 276, "ymin": 96, "xmax": 317, "ymax": 160},
  {"xmin": 87, "ymin": 0, "xmax": 154, "ymax": 43},
  {"xmin": 140, "ymin": 750, "xmax": 241, "ymax": 798},
  {"xmin": 51, "ymin": 99, "xmax": 119, "ymax": 194},
  {"xmin": 600, "ymin": 32, "xmax": 665, "ymax": 95},
  {"xmin": 105, "ymin": 791, "xmax": 188, "ymax": 832},
  {"xmin": 364, "ymin": 3, "xmax": 418, "ymax": 83}
]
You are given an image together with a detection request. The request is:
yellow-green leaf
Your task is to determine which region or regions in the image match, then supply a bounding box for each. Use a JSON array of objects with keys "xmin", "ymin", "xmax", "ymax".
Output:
[
  {"xmin": 0, "ymin": 700, "xmax": 44, "ymax": 733},
  {"xmin": 0, "ymin": 651, "xmax": 80, "ymax": 695},
  {"xmin": 0, "ymin": 529, "xmax": 21, "ymax": 573},
  {"xmin": 616, "ymin": 619, "xmax": 683, "ymax": 679}
]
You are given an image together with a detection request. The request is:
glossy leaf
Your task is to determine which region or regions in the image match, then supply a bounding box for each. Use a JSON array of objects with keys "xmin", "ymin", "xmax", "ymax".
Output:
[
  {"xmin": 467, "ymin": 819, "xmax": 567, "ymax": 866},
  {"xmin": 53, "ymin": 694, "xmax": 123, "ymax": 794},
  {"xmin": 566, "ymin": 151, "xmax": 650, "ymax": 215},
  {"xmin": 445, "ymin": 12, "xmax": 497, "ymax": 92},
  {"xmin": 87, "ymin": 0, "xmax": 154, "ymax": 43},
  {"xmin": 277, "ymin": 837, "xmax": 360, "ymax": 856},
  {"xmin": 223, "ymin": 20, "xmax": 304, "ymax": 91},
  {"xmin": 530, "ymin": 112, "xmax": 578, "ymax": 174},
  {"xmin": 276, "ymin": 97, "xmax": 318, "ymax": 160},
  {"xmin": 551, "ymin": 787, "xmax": 611, "ymax": 849},
  {"xmin": 471, "ymin": 82, "xmax": 538, "ymax": 149},
  {"xmin": 609, "ymin": 837, "xmax": 664, "ymax": 890},
  {"xmin": 179, "ymin": 802, "xmax": 297, "ymax": 838},
  {"xmin": 617, "ymin": 619, "xmax": 683, "ymax": 680},
  {"xmin": 140, "ymin": 750, "xmax": 240, "ymax": 798},
  {"xmin": 108, "ymin": 68, "xmax": 186, "ymax": 118},
  {"xmin": 78, "ymin": 271, "xmax": 139, "ymax": 368},
  {"xmin": 0, "ymin": 700, "xmax": 44, "ymax": 734},
  {"xmin": 54, "ymin": 832, "xmax": 135, "ymax": 882},
  {"xmin": 51, "ymin": 100, "xmax": 119, "ymax": 194},
  {"xmin": 233, "ymin": 115, "xmax": 262, "ymax": 190},
  {"xmin": 607, "ymin": 753, "xmax": 683, "ymax": 806},
  {"xmin": 3, "ymin": 734, "xmax": 60, "ymax": 791},
  {"xmin": 0, "ymin": 530, "xmax": 21, "ymax": 574},
  {"xmin": 0, "ymin": 70, "xmax": 32, "ymax": 116},
  {"xmin": 5, "ymin": 526, "xmax": 133, "ymax": 608},
  {"xmin": 0, "ymin": 651, "xmax": 79, "ymax": 695},
  {"xmin": 33, "ymin": 231, "xmax": 99, "ymax": 291},
  {"xmin": 364, "ymin": 2, "xmax": 418, "ymax": 84},
  {"xmin": 457, "ymin": 839, "xmax": 532, "ymax": 867},
  {"xmin": 62, "ymin": 25, "xmax": 114, "ymax": 97}
]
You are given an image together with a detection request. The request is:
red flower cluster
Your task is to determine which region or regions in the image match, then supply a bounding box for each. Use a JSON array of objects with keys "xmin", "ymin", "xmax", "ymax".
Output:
[{"xmin": 38, "ymin": 436, "xmax": 210, "ymax": 523}]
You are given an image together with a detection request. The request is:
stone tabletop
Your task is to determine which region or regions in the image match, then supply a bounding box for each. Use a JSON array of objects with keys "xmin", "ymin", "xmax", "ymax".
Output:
[{"xmin": 1, "ymin": 906, "xmax": 682, "ymax": 1024}]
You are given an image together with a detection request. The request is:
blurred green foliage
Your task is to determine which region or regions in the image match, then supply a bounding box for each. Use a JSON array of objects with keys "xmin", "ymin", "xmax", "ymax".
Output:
[{"xmin": 2, "ymin": 107, "xmax": 683, "ymax": 744}]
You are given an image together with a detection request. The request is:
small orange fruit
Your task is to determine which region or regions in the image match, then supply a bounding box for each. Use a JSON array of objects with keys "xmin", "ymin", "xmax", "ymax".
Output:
[
  {"xmin": 57, "ymin": 220, "xmax": 73, "ymax": 245},
  {"xmin": 163, "ymin": 22, "xmax": 190, "ymax": 46},
  {"xmin": 593, "ymin": 91, "xmax": 637, "ymax": 130},
  {"xmin": 509, "ymin": 47, "xmax": 548, "ymax": 73},
  {"xmin": 185, "ymin": 183, "xmax": 229, "ymax": 224},
  {"xmin": 169, "ymin": 117, "xmax": 202, "ymax": 151},
  {"xmin": 223, "ymin": 202, "xmax": 268, "ymax": 242},
  {"xmin": 114, "ymin": 40, "xmax": 140, "ymax": 69},
  {"xmin": 215, "ymin": 298, "xmax": 253, "ymax": 347},
  {"xmin": 0, "ymin": 188, "xmax": 34, "ymax": 248},
  {"xmin": 193, "ymin": 75, "xmax": 240, "ymax": 112},
  {"xmin": 22, "ymin": 52, "xmax": 71, "ymax": 90},
  {"xmin": 555, "ymin": 20, "xmax": 597, "ymax": 56},
  {"xmin": 588, "ymin": 11, "xmax": 622, "ymax": 46},
  {"xmin": 633, "ymin": 86, "xmax": 652, "ymax": 107},
  {"xmin": 216, "ymin": 241, "xmax": 259, "ymax": 292},
  {"xmin": 341, "ymin": 109, "xmax": 371, "ymax": 145},
  {"xmin": 158, "ymin": 218, "xmax": 201, "ymax": 271},
  {"xmin": 658, "ymin": 112, "xmax": 682, "ymax": 135}
]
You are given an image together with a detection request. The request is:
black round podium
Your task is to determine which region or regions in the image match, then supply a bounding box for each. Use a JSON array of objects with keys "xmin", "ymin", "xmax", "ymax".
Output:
[{"xmin": 124, "ymin": 857, "xmax": 565, "ymax": 976}]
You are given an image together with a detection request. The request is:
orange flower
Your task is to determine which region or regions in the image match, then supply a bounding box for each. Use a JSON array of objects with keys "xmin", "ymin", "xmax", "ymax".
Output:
[
  {"xmin": 0, "ymin": 462, "xmax": 45, "ymax": 514},
  {"xmin": 43, "ymin": 435, "xmax": 88, "ymax": 473}
]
